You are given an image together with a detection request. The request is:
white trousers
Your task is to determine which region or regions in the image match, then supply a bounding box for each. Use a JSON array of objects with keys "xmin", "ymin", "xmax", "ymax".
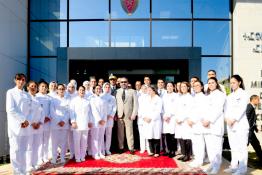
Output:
[
  {"xmin": 68, "ymin": 130, "xmax": 74, "ymax": 157},
  {"xmin": 204, "ymin": 134, "xmax": 223, "ymax": 171},
  {"xmin": 51, "ymin": 129, "xmax": 68, "ymax": 160},
  {"xmin": 191, "ymin": 133, "xmax": 205, "ymax": 166},
  {"xmin": 42, "ymin": 130, "xmax": 52, "ymax": 162},
  {"xmin": 138, "ymin": 124, "xmax": 150, "ymax": 152},
  {"xmin": 32, "ymin": 133, "xmax": 43, "ymax": 167},
  {"xmin": 228, "ymin": 130, "xmax": 248, "ymax": 173},
  {"xmin": 105, "ymin": 127, "xmax": 112, "ymax": 152},
  {"xmin": 9, "ymin": 135, "xmax": 33, "ymax": 174},
  {"xmin": 91, "ymin": 127, "xmax": 105, "ymax": 157},
  {"xmin": 87, "ymin": 131, "xmax": 92, "ymax": 155},
  {"xmin": 73, "ymin": 130, "xmax": 88, "ymax": 161}
]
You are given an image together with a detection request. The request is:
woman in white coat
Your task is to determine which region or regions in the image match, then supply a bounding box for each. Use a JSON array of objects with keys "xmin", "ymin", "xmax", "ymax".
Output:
[
  {"xmin": 162, "ymin": 82, "xmax": 178, "ymax": 158},
  {"xmin": 101, "ymin": 83, "xmax": 116, "ymax": 155},
  {"xmin": 203, "ymin": 77, "xmax": 226, "ymax": 174},
  {"xmin": 175, "ymin": 81, "xmax": 193, "ymax": 162},
  {"xmin": 50, "ymin": 84, "xmax": 70, "ymax": 164},
  {"xmin": 6, "ymin": 73, "xmax": 33, "ymax": 174},
  {"xmin": 70, "ymin": 85, "xmax": 93, "ymax": 162},
  {"xmin": 224, "ymin": 75, "xmax": 249, "ymax": 175},
  {"xmin": 27, "ymin": 81, "xmax": 45, "ymax": 169},
  {"xmin": 143, "ymin": 86, "xmax": 163, "ymax": 157},
  {"xmin": 187, "ymin": 80, "xmax": 207, "ymax": 168},
  {"xmin": 90, "ymin": 85, "xmax": 107, "ymax": 159},
  {"xmin": 36, "ymin": 81, "xmax": 52, "ymax": 163}
]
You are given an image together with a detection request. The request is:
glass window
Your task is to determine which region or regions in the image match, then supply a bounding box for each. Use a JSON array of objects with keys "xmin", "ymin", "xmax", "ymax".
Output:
[
  {"xmin": 152, "ymin": 21, "xmax": 191, "ymax": 47},
  {"xmin": 30, "ymin": 22, "xmax": 67, "ymax": 56},
  {"xmin": 201, "ymin": 57, "xmax": 231, "ymax": 84},
  {"xmin": 111, "ymin": 0, "xmax": 149, "ymax": 18},
  {"xmin": 30, "ymin": 58, "xmax": 57, "ymax": 82},
  {"xmin": 111, "ymin": 21, "xmax": 150, "ymax": 47},
  {"xmin": 70, "ymin": 0, "xmax": 109, "ymax": 19},
  {"xmin": 69, "ymin": 22, "xmax": 109, "ymax": 47},
  {"xmin": 194, "ymin": 21, "xmax": 231, "ymax": 55},
  {"xmin": 194, "ymin": 0, "xmax": 230, "ymax": 19},
  {"xmin": 30, "ymin": 0, "xmax": 67, "ymax": 20},
  {"xmin": 152, "ymin": 0, "xmax": 191, "ymax": 18}
]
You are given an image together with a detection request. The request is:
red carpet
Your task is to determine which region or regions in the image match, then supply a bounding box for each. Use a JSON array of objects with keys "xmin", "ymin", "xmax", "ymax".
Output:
[{"xmin": 33, "ymin": 151, "xmax": 207, "ymax": 175}]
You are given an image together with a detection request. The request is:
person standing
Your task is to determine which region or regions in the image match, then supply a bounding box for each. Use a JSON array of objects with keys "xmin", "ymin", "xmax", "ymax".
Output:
[
  {"xmin": 143, "ymin": 86, "xmax": 163, "ymax": 157},
  {"xmin": 204, "ymin": 70, "xmax": 226, "ymax": 93},
  {"xmin": 70, "ymin": 86, "xmax": 93, "ymax": 162},
  {"xmin": 6, "ymin": 73, "xmax": 34, "ymax": 174},
  {"xmin": 102, "ymin": 83, "xmax": 116, "ymax": 155},
  {"xmin": 109, "ymin": 74, "xmax": 118, "ymax": 96},
  {"xmin": 116, "ymin": 77, "xmax": 138, "ymax": 154},
  {"xmin": 48, "ymin": 81, "xmax": 57, "ymax": 98},
  {"xmin": 246, "ymin": 95, "xmax": 262, "ymax": 163},
  {"xmin": 224, "ymin": 75, "xmax": 250, "ymax": 175}
]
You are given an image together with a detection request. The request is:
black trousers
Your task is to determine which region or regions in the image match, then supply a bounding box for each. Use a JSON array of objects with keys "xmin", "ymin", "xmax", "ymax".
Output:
[
  {"xmin": 148, "ymin": 139, "xmax": 160, "ymax": 154},
  {"xmin": 163, "ymin": 133, "xmax": 177, "ymax": 154},
  {"xmin": 249, "ymin": 131, "xmax": 262, "ymax": 161},
  {"xmin": 161, "ymin": 134, "xmax": 167, "ymax": 152},
  {"xmin": 179, "ymin": 139, "xmax": 192, "ymax": 156}
]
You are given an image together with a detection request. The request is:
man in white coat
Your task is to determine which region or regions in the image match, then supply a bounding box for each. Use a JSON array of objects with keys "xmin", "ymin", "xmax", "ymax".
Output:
[{"xmin": 6, "ymin": 73, "xmax": 34, "ymax": 174}]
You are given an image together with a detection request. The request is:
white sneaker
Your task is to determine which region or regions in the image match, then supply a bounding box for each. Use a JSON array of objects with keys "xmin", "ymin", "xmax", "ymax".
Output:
[
  {"xmin": 140, "ymin": 150, "xmax": 145, "ymax": 154},
  {"xmin": 93, "ymin": 155, "xmax": 100, "ymax": 160},
  {"xmin": 223, "ymin": 167, "xmax": 237, "ymax": 173},
  {"xmin": 75, "ymin": 159, "xmax": 81, "ymax": 163},
  {"xmin": 106, "ymin": 151, "xmax": 112, "ymax": 155},
  {"xmin": 203, "ymin": 166, "xmax": 212, "ymax": 173},
  {"xmin": 100, "ymin": 154, "xmax": 106, "ymax": 159},
  {"xmin": 80, "ymin": 158, "xmax": 85, "ymax": 162}
]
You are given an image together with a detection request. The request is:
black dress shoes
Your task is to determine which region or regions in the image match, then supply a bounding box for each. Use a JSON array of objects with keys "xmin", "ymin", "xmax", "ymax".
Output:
[
  {"xmin": 130, "ymin": 150, "xmax": 135, "ymax": 155},
  {"xmin": 119, "ymin": 149, "xmax": 124, "ymax": 154},
  {"xmin": 182, "ymin": 156, "xmax": 190, "ymax": 162},
  {"xmin": 168, "ymin": 152, "xmax": 176, "ymax": 158},
  {"xmin": 178, "ymin": 155, "xmax": 185, "ymax": 160}
]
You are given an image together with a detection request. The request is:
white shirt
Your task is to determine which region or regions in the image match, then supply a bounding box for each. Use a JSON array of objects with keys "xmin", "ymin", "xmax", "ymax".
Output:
[
  {"xmin": 48, "ymin": 91, "xmax": 57, "ymax": 98},
  {"xmin": 225, "ymin": 88, "xmax": 249, "ymax": 132},
  {"xmin": 90, "ymin": 94, "xmax": 108, "ymax": 128},
  {"xmin": 36, "ymin": 93, "xmax": 51, "ymax": 131},
  {"xmin": 70, "ymin": 96, "xmax": 92, "ymax": 130},
  {"xmin": 101, "ymin": 93, "xmax": 116, "ymax": 127},
  {"xmin": 29, "ymin": 95, "xmax": 45, "ymax": 134},
  {"xmin": 137, "ymin": 93, "xmax": 148, "ymax": 125}
]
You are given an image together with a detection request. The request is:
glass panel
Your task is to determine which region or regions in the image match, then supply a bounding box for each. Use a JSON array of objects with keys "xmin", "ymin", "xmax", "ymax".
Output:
[
  {"xmin": 30, "ymin": 0, "xmax": 67, "ymax": 20},
  {"xmin": 30, "ymin": 58, "xmax": 57, "ymax": 82},
  {"xmin": 201, "ymin": 57, "xmax": 231, "ymax": 85},
  {"xmin": 111, "ymin": 21, "xmax": 150, "ymax": 47},
  {"xmin": 111, "ymin": 0, "xmax": 149, "ymax": 18},
  {"xmin": 30, "ymin": 22, "xmax": 67, "ymax": 56},
  {"xmin": 70, "ymin": 0, "xmax": 109, "ymax": 19},
  {"xmin": 194, "ymin": 0, "xmax": 230, "ymax": 19},
  {"xmin": 69, "ymin": 22, "xmax": 109, "ymax": 47},
  {"xmin": 152, "ymin": 0, "xmax": 191, "ymax": 18},
  {"xmin": 194, "ymin": 21, "xmax": 230, "ymax": 55},
  {"xmin": 152, "ymin": 21, "xmax": 191, "ymax": 47}
]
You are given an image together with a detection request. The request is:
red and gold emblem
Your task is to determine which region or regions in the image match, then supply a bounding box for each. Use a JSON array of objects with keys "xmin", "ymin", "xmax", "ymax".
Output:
[{"xmin": 121, "ymin": 0, "xmax": 139, "ymax": 15}]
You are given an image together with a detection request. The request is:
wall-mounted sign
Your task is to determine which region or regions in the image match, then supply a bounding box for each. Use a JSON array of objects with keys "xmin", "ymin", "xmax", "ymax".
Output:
[
  {"xmin": 121, "ymin": 0, "xmax": 139, "ymax": 15},
  {"xmin": 242, "ymin": 32, "xmax": 262, "ymax": 53},
  {"xmin": 250, "ymin": 69, "xmax": 262, "ymax": 88}
]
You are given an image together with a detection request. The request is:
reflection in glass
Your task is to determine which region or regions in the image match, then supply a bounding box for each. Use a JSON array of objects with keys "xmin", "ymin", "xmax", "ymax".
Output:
[
  {"xmin": 30, "ymin": 0, "xmax": 67, "ymax": 20},
  {"xmin": 201, "ymin": 57, "xmax": 231, "ymax": 84},
  {"xmin": 152, "ymin": 21, "xmax": 191, "ymax": 47},
  {"xmin": 152, "ymin": 0, "xmax": 191, "ymax": 18},
  {"xmin": 70, "ymin": 0, "xmax": 109, "ymax": 19},
  {"xmin": 194, "ymin": 21, "xmax": 230, "ymax": 55},
  {"xmin": 70, "ymin": 22, "xmax": 109, "ymax": 47},
  {"xmin": 111, "ymin": 21, "xmax": 150, "ymax": 47},
  {"xmin": 111, "ymin": 0, "xmax": 149, "ymax": 18},
  {"xmin": 30, "ymin": 22, "xmax": 67, "ymax": 56},
  {"xmin": 30, "ymin": 58, "xmax": 57, "ymax": 82},
  {"xmin": 194, "ymin": 0, "xmax": 230, "ymax": 19}
]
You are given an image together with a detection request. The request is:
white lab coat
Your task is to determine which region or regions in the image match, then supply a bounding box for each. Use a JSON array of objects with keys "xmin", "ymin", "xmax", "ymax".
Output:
[
  {"xmin": 158, "ymin": 89, "xmax": 167, "ymax": 98},
  {"xmin": 143, "ymin": 95, "xmax": 163, "ymax": 139},
  {"xmin": 175, "ymin": 93, "xmax": 193, "ymax": 139},
  {"xmin": 162, "ymin": 92, "xmax": 178, "ymax": 134},
  {"xmin": 137, "ymin": 93, "xmax": 148, "ymax": 125},
  {"xmin": 224, "ymin": 88, "xmax": 249, "ymax": 173},
  {"xmin": 101, "ymin": 93, "xmax": 116, "ymax": 127}
]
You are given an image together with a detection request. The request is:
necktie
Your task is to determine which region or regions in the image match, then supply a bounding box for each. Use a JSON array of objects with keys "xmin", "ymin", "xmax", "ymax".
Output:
[
  {"xmin": 159, "ymin": 89, "xmax": 162, "ymax": 96},
  {"xmin": 122, "ymin": 89, "xmax": 126, "ymax": 101}
]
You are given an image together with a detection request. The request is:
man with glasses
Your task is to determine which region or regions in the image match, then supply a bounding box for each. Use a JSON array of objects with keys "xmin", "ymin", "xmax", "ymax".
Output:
[{"xmin": 116, "ymin": 77, "xmax": 138, "ymax": 154}]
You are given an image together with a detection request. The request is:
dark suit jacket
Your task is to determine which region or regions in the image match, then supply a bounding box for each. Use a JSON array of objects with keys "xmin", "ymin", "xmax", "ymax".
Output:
[{"xmin": 246, "ymin": 103, "xmax": 257, "ymax": 132}]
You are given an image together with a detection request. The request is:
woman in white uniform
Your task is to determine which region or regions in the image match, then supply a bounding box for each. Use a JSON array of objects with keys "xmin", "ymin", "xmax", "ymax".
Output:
[
  {"xmin": 101, "ymin": 82, "xmax": 116, "ymax": 155},
  {"xmin": 187, "ymin": 80, "xmax": 207, "ymax": 168},
  {"xmin": 203, "ymin": 77, "xmax": 226, "ymax": 174},
  {"xmin": 70, "ymin": 85, "xmax": 93, "ymax": 162},
  {"xmin": 162, "ymin": 82, "xmax": 178, "ymax": 158},
  {"xmin": 175, "ymin": 82, "xmax": 193, "ymax": 162},
  {"xmin": 6, "ymin": 73, "xmax": 33, "ymax": 174},
  {"xmin": 50, "ymin": 84, "xmax": 70, "ymax": 164},
  {"xmin": 90, "ymin": 85, "xmax": 107, "ymax": 159},
  {"xmin": 36, "ymin": 81, "xmax": 52, "ymax": 163},
  {"xmin": 224, "ymin": 75, "xmax": 249, "ymax": 175},
  {"xmin": 143, "ymin": 86, "xmax": 163, "ymax": 157},
  {"xmin": 27, "ymin": 81, "xmax": 45, "ymax": 169}
]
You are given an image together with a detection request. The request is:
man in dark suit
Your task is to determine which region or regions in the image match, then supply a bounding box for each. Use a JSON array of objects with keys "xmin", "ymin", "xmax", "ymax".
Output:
[
  {"xmin": 246, "ymin": 95, "xmax": 262, "ymax": 163},
  {"xmin": 109, "ymin": 74, "xmax": 118, "ymax": 96}
]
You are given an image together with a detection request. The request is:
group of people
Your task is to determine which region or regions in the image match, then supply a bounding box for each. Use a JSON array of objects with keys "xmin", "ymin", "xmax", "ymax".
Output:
[{"xmin": 6, "ymin": 70, "xmax": 262, "ymax": 175}]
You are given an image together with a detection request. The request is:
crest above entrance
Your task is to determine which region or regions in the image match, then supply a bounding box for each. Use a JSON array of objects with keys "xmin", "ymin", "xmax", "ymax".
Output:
[{"xmin": 121, "ymin": 0, "xmax": 139, "ymax": 15}]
